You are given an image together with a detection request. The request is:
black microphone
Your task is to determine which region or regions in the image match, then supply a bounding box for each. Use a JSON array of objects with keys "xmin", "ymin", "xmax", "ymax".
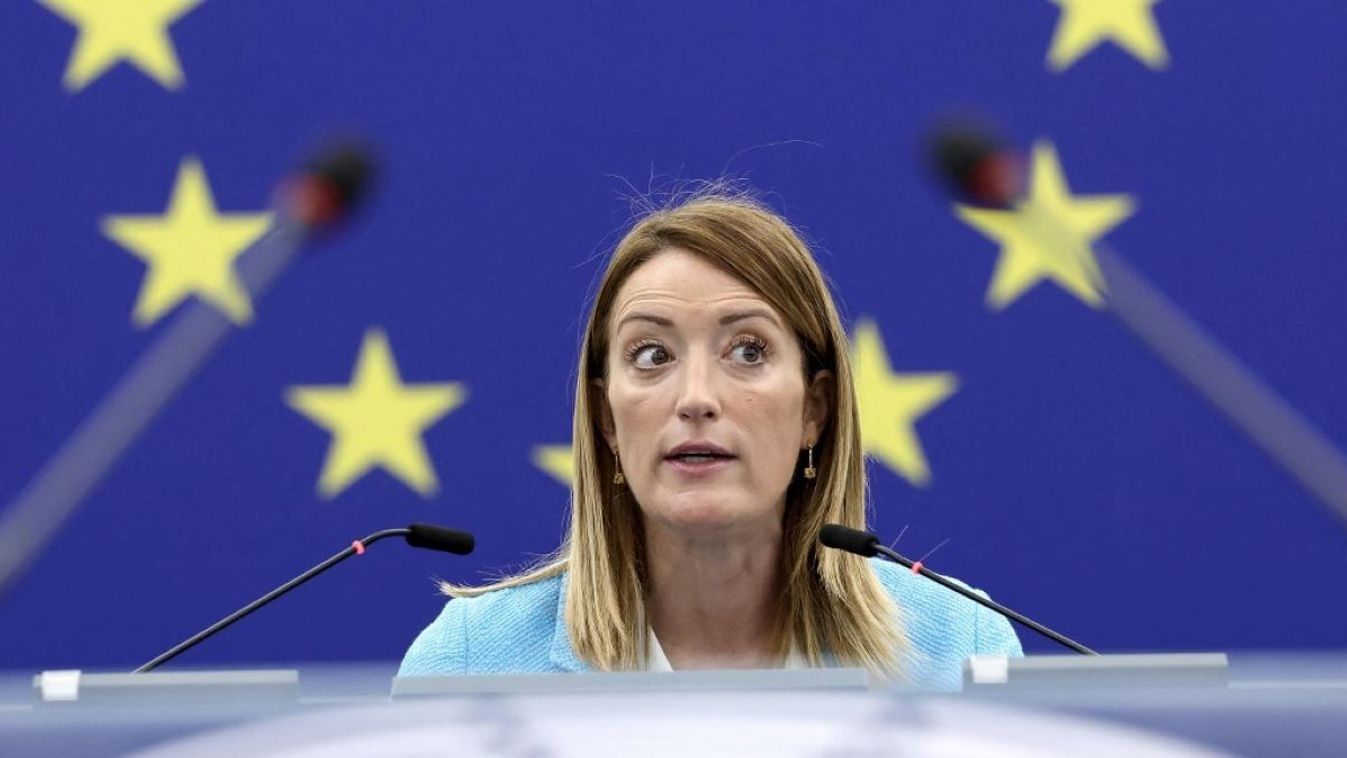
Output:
[
  {"xmin": 134, "ymin": 524, "xmax": 474, "ymax": 673},
  {"xmin": 819, "ymin": 524, "xmax": 1096, "ymax": 655},
  {"xmin": 925, "ymin": 119, "xmax": 1026, "ymax": 209},
  {"xmin": 406, "ymin": 522, "xmax": 475, "ymax": 555},
  {"xmin": 278, "ymin": 140, "xmax": 376, "ymax": 231}
]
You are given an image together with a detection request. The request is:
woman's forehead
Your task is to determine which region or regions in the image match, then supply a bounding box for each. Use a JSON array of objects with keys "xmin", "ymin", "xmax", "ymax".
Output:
[{"xmin": 610, "ymin": 249, "xmax": 773, "ymax": 318}]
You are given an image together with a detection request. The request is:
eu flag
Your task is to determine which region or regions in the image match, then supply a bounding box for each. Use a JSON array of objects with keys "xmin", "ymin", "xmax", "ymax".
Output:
[{"xmin": 1, "ymin": 1, "xmax": 1344, "ymax": 669}]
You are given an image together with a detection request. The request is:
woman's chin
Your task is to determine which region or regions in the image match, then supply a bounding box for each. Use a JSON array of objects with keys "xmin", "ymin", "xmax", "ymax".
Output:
[{"xmin": 645, "ymin": 493, "xmax": 764, "ymax": 533}]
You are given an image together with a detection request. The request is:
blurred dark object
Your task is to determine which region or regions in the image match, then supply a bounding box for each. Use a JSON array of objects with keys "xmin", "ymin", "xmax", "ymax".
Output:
[
  {"xmin": 279, "ymin": 141, "xmax": 377, "ymax": 230},
  {"xmin": 927, "ymin": 120, "xmax": 1026, "ymax": 208}
]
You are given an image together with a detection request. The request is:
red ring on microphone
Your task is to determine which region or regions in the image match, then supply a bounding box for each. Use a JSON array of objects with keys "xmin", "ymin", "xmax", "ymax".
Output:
[
  {"xmin": 911, "ymin": 561, "xmax": 923, "ymax": 575},
  {"xmin": 352, "ymin": 540, "xmax": 365, "ymax": 555}
]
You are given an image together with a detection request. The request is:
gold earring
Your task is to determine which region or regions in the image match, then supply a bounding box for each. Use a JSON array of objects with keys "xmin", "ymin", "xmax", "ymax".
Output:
[
  {"xmin": 803, "ymin": 445, "xmax": 816, "ymax": 480},
  {"xmin": 613, "ymin": 450, "xmax": 626, "ymax": 485}
]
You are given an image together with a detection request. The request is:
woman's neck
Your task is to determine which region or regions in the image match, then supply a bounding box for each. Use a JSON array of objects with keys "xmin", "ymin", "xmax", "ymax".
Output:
[{"xmin": 643, "ymin": 520, "xmax": 784, "ymax": 670}]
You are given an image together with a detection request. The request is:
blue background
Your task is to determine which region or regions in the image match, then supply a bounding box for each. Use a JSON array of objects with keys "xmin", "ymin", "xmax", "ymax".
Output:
[{"xmin": 1, "ymin": 1, "xmax": 1344, "ymax": 670}]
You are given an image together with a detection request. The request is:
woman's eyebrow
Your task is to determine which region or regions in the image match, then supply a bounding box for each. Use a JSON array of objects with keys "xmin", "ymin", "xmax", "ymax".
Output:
[
  {"xmin": 718, "ymin": 309, "xmax": 781, "ymax": 328},
  {"xmin": 615, "ymin": 308, "xmax": 782, "ymax": 332},
  {"xmin": 615, "ymin": 313, "xmax": 673, "ymax": 332}
]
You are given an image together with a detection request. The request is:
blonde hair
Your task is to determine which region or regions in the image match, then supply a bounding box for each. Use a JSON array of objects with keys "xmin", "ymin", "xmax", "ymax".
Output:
[{"xmin": 446, "ymin": 191, "xmax": 904, "ymax": 675}]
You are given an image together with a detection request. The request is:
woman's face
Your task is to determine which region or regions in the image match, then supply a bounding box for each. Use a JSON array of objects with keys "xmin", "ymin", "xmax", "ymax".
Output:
[{"xmin": 596, "ymin": 249, "xmax": 831, "ymax": 535}]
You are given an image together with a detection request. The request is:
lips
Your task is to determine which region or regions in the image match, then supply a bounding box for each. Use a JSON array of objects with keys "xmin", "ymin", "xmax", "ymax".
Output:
[
  {"xmin": 664, "ymin": 441, "xmax": 735, "ymax": 461},
  {"xmin": 664, "ymin": 441, "xmax": 736, "ymax": 477}
]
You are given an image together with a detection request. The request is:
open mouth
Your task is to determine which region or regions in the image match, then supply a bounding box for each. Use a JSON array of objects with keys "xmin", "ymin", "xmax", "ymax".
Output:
[
  {"xmin": 666, "ymin": 453, "xmax": 734, "ymax": 462},
  {"xmin": 664, "ymin": 453, "xmax": 736, "ymax": 476}
]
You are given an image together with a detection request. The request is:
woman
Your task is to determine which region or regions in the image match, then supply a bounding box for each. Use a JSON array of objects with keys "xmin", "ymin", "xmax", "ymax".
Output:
[{"xmin": 399, "ymin": 193, "xmax": 1021, "ymax": 689}]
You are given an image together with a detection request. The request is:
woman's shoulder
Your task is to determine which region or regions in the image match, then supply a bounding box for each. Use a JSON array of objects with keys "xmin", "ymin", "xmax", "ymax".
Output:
[
  {"xmin": 868, "ymin": 557, "xmax": 1024, "ymax": 666},
  {"xmin": 397, "ymin": 574, "xmax": 566, "ymax": 677},
  {"xmin": 458, "ymin": 573, "xmax": 566, "ymax": 619},
  {"xmin": 869, "ymin": 556, "xmax": 979, "ymax": 615}
]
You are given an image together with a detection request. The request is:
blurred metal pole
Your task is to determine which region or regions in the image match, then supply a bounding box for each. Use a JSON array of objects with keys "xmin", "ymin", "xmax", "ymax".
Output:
[
  {"xmin": 0, "ymin": 219, "xmax": 306, "ymax": 599},
  {"xmin": 1097, "ymin": 247, "xmax": 1347, "ymax": 528}
]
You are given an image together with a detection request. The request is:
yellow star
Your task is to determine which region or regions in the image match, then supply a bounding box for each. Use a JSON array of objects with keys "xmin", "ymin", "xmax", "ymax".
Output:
[
  {"xmin": 101, "ymin": 157, "xmax": 273, "ymax": 327},
  {"xmin": 532, "ymin": 444, "xmax": 573, "ymax": 486},
  {"xmin": 955, "ymin": 141, "xmax": 1135, "ymax": 309},
  {"xmin": 852, "ymin": 320, "xmax": 958, "ymax": 487},
  {"xmin": 287, "ymin": 330, "xmax": 467, "ymax": 499},
  {"xmin": 1047, "ymin": 0, "xmax": 1169, "ymax": 72},
  {"xmin": 40, "ymin": 0, "xmax": 202, "ymax": 91}
]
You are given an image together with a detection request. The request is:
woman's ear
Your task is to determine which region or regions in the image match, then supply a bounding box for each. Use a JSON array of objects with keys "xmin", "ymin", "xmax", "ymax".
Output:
[
  {"xmin": 803, "ymin": 369, "xmax": 834, "ymax": 444},
  {"xmin": 591, "ymin": 378, "xmax": 616, "ymax": 450}
]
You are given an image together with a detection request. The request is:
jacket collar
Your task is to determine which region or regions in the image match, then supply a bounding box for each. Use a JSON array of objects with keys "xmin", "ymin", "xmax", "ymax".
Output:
[{"xmin": 547, "ymin": 572, "xmax": 589, "ymax": 672}]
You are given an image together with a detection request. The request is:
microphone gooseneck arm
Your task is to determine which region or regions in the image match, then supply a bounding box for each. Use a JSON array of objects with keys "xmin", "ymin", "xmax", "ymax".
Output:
[
  {"xmin": 870, "ymin": 542, "xmax": 1096, "ymax": 656},
  {"xmin": 135, "ymin": 524, "xmax": 471, "ymax": 673},
  {"xmin": 820, "ymin": 524, "xmax": 1096, "ymax": 655}
]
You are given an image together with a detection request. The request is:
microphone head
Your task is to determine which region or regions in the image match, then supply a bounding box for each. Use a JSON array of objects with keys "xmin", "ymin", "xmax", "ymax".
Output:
[
  {"xmin": 279, "ymin": 140, "xmax": 377, "ymax": 229},
  {"xmin": 819, "ymin": 524, "xmax": 881, "ymax": 558},
  {"xmin": 925, "ymin": 119, "xmax": 1026, "ymax": 209},
  {"xmin": 405, "ymin": 523, "xmax": 475, "ymax": 556}
]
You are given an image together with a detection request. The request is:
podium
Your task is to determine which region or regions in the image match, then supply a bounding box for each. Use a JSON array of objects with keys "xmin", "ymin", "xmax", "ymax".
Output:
[{"xmin": 5, "ymin": 653, "xmax": 1347, "ymax": 756}]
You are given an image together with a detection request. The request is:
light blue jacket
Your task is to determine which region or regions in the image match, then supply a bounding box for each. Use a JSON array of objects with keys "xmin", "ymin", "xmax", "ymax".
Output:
[{"xmin": 398, "ymin": 558, "xmax": 1023, "ymax": 691}]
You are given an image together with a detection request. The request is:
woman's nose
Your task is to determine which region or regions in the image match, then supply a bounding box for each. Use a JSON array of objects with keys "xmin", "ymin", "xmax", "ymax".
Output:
[{"xmin": 675, "ymin": 353, "xmax": 721, "ymax": 421}]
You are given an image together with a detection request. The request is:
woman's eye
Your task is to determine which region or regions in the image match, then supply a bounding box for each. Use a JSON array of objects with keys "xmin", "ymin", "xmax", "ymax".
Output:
[
  {"xmin": 631, "ymin": 344, "xmax": 671, "ymax": 369},
  {"xmin": 730, "ymin": 339, "xmax": 768, "ymax": 365}
]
